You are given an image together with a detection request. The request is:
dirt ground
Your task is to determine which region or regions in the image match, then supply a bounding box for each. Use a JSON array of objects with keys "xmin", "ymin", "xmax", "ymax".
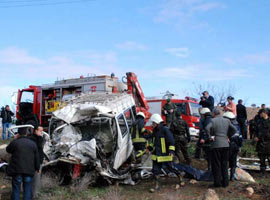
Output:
[{"xmin": 1, "ymin": 158, "xmax": 270, "ymax": 200}]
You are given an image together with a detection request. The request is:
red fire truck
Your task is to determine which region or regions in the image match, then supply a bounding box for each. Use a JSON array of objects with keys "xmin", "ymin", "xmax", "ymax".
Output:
[
  {"xmin": 147, "ymin": 97, "xmax": 201, "ymax": 137},
  {"xmin": 15, "ymin": 72, "xmax": 150, "ymax": 130}
]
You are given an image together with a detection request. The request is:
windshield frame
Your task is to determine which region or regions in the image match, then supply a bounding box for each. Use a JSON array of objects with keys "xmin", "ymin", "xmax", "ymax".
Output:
[{"xmin": 189, "ymin": 102, "xmax": 201, "ymax": 117}]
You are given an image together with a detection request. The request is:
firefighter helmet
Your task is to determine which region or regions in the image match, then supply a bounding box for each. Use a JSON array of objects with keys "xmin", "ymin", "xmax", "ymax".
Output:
[
  {"xmin": 223, "ymin": 112, "xmax": 235, "ymax": 119},
  {"xmin": 137, "ymin": 112, "xmax": 145, "ymax": 119},
  {"xmin": 200, "ymin": 107, "xmax": 211, "ymax": 115},
  {"xmin": 149, "ymin": 113, "xmax": 163, "ymax": 124}
]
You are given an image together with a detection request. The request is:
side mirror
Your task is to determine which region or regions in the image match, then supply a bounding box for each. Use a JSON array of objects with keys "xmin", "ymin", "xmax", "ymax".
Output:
[{"xmin": 11, "ymin": 92, "xmax": 18, "ymax": 105}]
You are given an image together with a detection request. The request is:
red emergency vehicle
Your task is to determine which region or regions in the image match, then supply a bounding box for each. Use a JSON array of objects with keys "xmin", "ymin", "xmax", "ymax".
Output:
[
  {"xmin": 15, "ymin": 72, "xmax": 150, "ymax": 130},
  {"xmin": 147, "ymin": 97, "xmax": 201, "ymax": 137}
]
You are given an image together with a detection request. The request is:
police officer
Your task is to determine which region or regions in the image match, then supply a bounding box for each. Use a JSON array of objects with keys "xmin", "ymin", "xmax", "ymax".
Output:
[
  {"xmin": 199, "ymin": 107, "xmax": 212, "ymax": 171},
  {"xmin": 147, "ymin": 114, "xmax": 184, "ymax": 193},
  {"xmin": 223, "ymin": 112, "xmax": 243, "ymax": 181},
  {"xmin": 170, "ymin": 110, "xmax": 191, "ymax": 164},
  {"xmin": 254, "ymin": 109, "xmax": 270, "ymax": 176},
  {"xmin": 162, "ymin": 98, "xmax": 176, "ymax": 128},
  {"xmin": 131, "ymin": 112, "xmax": 147, "ymax": 160}
]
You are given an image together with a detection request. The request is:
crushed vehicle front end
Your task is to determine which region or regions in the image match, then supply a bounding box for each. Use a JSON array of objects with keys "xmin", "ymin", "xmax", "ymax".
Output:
[{"xmin": 42, "ymin": 93, "xmax": 141, "ymax": 185}]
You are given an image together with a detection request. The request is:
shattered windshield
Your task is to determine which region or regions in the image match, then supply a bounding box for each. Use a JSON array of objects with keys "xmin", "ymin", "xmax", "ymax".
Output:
[{"xmin": 189, "ymin": 103, "xmax": 200, "ymax": 117}]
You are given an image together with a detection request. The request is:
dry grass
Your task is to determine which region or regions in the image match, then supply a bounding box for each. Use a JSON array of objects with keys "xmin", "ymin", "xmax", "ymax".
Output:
[{"xmin": 103, "ymin": 186, "xmax": 122, "ymax": 200}]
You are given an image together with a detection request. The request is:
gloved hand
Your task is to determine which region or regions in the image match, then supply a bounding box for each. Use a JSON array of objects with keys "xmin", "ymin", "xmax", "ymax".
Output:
[{"xmin": 169, "ymin": 151, "xmax": 175, "ymax": 157}]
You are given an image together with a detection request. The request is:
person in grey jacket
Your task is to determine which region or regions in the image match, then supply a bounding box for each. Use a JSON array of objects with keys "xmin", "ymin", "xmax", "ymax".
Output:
[{"xmin": 205, "ymin": 108, "xmax": 237, "ymax": 188}]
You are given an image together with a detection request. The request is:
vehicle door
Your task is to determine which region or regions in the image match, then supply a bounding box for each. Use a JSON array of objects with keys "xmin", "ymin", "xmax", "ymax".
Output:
[{"xmin": 113, "ymin": 107, "xmax": 135, "ymax": 169}]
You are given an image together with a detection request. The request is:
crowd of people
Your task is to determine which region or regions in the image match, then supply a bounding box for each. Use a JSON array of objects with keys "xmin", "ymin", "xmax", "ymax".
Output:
[
  {"xmin": 131, "ymin": 91, "xmax": 270, "ymax": 192},
  {"xmin": 2, "ymin": 92, "xmax": 270, "ymax": 198}
]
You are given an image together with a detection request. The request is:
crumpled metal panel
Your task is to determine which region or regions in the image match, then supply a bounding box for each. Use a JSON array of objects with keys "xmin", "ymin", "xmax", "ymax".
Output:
[
  {"xmin": 69, "ymin": 139, "xmax": 97, "ymax": 164},
  {"xmin": 54, "ymin": 125, "xmax": 82, "ymax": 154}
]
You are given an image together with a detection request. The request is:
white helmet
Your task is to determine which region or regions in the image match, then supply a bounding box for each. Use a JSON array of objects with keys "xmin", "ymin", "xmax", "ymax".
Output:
[
  {"xmin": 223, "ymin": 112, "xmax": 235, "ymax": 119},
  {"xmin": 200, "ymin": 107, "xmax": 211, "ymax": 115},
  {"xmin": 137, "ymin": 112, "xmax": 145, "ymax": 119},
  {"xmin": 149, "ymin": 113, "xmax": 163, "ymax": 124}
]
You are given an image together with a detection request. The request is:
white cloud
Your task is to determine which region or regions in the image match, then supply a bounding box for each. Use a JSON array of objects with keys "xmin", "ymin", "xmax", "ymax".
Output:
[
  {"xmin": 115, "ymin": 41, "xmax": 148, "ymax": 51},
  {"xmin": 165, "ymin": 47, "xmax": 189, "ymax": 57},
  {"xmin": 154, "ymin": 0, "xmax": 224, "ymax": 28},
  {"xmin": 224, "ymin": 51, "xmax": 270, "ymax": 65},
  {"xmin": 154, "ymin": 64, "xmax": 249, "ymax": 81},
  {"xmin": 0, "ymin": 47, "xmax": 43, "ymax": 65}
]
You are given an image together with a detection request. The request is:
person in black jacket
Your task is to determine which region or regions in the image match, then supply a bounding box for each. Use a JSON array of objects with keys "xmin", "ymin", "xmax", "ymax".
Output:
[
  {"xmin": 223, "ymin": 112, "xmax": 243, "ymax": 181},
  {"xmin": 1, "ymin": 105, "xmax": 14, "ymax": 140},
  {"xmin": 198, "ymin": 108, "xmax": 212, "ymax": 171},
  {"xmin": 28, "ymin": 126, "xmax": 44, "ymax": 199},
  {"xmin": 199, "ymin": 91, "xmax": 214, "ymax": 112},
  {"xmin": 6, "ymin": 127, "xmax": 40, "ymax": 200},
  {"xmin": 236, "ymin": 99, "xmax": 247, "ymax": 139}
]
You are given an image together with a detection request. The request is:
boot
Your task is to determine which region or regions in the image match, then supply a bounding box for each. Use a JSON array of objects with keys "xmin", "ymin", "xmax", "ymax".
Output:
[
  {"xmin": 261, "ymin": 167, "xmax": 266, "ymax": 178},
  {"xmin": 230, "ymin": 168, "xmax": 235, "ymax": 181},
  {"xmin": 175, "ymin": 174, "xmax": 185, "ymax": 189},
  {"xmin": 149, "ymin": 176, "xmax": 161, "ymax": 193}
]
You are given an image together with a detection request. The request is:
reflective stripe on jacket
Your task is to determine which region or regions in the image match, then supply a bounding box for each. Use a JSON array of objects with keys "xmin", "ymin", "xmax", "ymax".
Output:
[{"xmin": 150, "ymin": 124, "xmax": 175, "ymax": 162}]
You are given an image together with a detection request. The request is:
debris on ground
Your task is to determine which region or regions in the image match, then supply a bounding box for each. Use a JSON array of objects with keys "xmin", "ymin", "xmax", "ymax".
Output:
[
  {"xmin": 190, "ymin": 179, "xmax": 198, "ymax": 184},
  {"xmin": 0, "ymin": 144, "xmax": 10, "ymax": 162},
  {"xmin": 238, "ymin": 157, "xmax": 270, "ymax": 171},
  {"xmin": 234, "ymin": 167, "xmax": 256, "ymax": 183},
  {"xmin": 202, "ymin": 189, "xmax": 219, "ymax": 200},
  {"xmin": 246, "ymin": 187, "xmax": 254, "ymax": 197}
]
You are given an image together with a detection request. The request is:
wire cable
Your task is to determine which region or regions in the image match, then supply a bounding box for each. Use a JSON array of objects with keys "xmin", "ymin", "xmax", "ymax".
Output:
[{"xmin": 0, "ymin": 0, "xmax": 95, "ymax": 8}]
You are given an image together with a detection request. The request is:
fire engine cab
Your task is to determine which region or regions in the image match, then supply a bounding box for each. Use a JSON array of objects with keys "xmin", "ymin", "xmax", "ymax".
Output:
[{"xmin": 147, "ymin": 96, "xmax": 201, "ymax": 137}]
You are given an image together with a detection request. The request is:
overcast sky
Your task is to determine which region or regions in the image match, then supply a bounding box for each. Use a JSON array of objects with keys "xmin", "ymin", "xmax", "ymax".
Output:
[{"xmin": 0, "ymin": 0, "xmax": 270, "ymax": 109}]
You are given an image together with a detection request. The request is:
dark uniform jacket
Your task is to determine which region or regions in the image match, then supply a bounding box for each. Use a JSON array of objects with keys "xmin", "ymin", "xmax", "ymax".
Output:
[
  {"xmin": 255, "ymin": 118, "xmax": 270, "ymax": 154},
  {"xmin": 6, "ymin": 136, "xmax": 40, "ymax": 177},
  {"xmin": 170, "ymin": 118, "xmax": 190, "ymax": 143},
  {"xmin": 150, "ymin": 124, "xmax": 176, "ymax": 163},
  {"xmin": 131, "ymin": 117, "xmax": 145, "ymax": 142},
  {"xmin": 162, "ymin": 102, "xmax": 177, "ymax": 124},
  {"xmin": 199, "ymin": 96, "xmax": 214, "ymax": 111},
  {"xmin": 236, "ymin": 104, "xmax": 247, "ymax": 120},
  {"xmin": 28, "ymin": 134, "xmax": 45, "ymax": 165},
  {"xmin": 229, "ymin": 120, "xmax": 243, "ymax": 151},
  {"xmin": 199, "ymin": 115, "xmax": 212, "ymax": 143},
  {"xmin": 1, "ymin": 109, "xmax": 14, "ymax": 123}
]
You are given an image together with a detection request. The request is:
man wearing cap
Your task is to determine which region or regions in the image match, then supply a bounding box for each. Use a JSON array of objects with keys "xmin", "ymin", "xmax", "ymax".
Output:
[
  {"xmin": 170, "ymin": 110, "xmax": 191, "ymax": 164},
  {"xmin": 162, "ymin": 98, "xmax": 177, "ymax": 128},
  {"xmin": 199, "ymin": 91, "xmax": 214, "ymax": 112},
  {"xmin": 147, "ymin": 113, "xmax": 184, "ymax": 192},
  {"xmin": 205, "ymin": 108, "xmax": 237, "ymax": 188},
  {"xmin": 131, "ymin": 112, "xmax": 147, "ymax": 160},
  {"xmin": 254, "ymin": 109, "xmax": 270, "ymax": 176}
]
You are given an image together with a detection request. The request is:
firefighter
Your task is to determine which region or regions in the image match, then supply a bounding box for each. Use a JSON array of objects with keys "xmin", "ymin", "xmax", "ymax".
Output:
[
  {"xmin": 254, "ymin": 109, "xmax": 270, "ymax": 176},
  {"xmin": 147, "ymin": 113, "xmax": 184, "ymax": 193},
  {"xmin": 162, "ymin": 98, "xmax": 176, "ymax": 128},
  {"xmin": 199, "ymin": 107, "xmax": 212, "ymax": 171},
  {"xmin": 223, "ymin": 112, "xmax": 243, "ymax": 181},
  {"xmin": 131, "ymin": 112, "xmax": 147, "ymax": 160},
  {"xmin": 170, "ymin": 110, "xmax": 191, "ymax": 164}
]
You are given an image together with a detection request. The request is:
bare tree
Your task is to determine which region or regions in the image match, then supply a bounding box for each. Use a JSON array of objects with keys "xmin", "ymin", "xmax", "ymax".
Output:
[{"xmin": 187, "ymin": 82, "xmax": 238, "ymax": 105}]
